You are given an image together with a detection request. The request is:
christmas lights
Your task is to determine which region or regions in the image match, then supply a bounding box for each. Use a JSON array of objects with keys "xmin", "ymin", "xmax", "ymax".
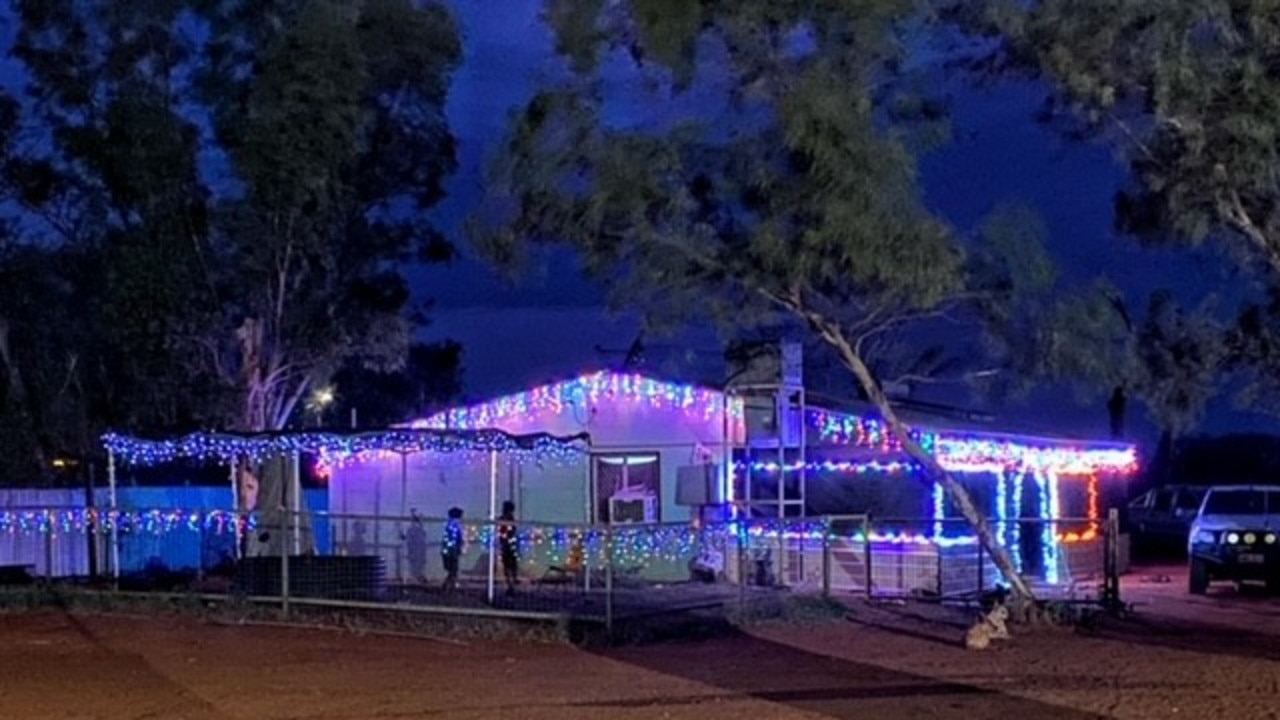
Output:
[
  {"xmin": 741, "ymin": 442, "xmax": 1135, "ymax": 478},
  {"xmin": 1036, "ymin": 470, "xmax": 1059, "ymax": 584},
  {"xmin": 441, "ymin": 517, "xmax": 982, "ymax": 569},
  {"xmin": 102, "ymin": 429, "xmax": 589, "ymax": 467},
  {"xmin": 808, "ymin": 410, "xmax": 922, "ymax": 451},
  {"xmin": 0, "ymin": 508, "xmax": 253, "ymax": 536},
  {"xmin": 410, "ymin": 371, "xmax": 740, "ymax": 431}
]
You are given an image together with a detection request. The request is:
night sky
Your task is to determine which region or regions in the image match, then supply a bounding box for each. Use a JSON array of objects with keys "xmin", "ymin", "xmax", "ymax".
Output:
[
  {"xmin": 0, "ymin": 2, "xmax": 1268, "ymax": 445},
  {"xmin": 415, "ymin": 1, "xmax": 1278, "ymax": 445}
]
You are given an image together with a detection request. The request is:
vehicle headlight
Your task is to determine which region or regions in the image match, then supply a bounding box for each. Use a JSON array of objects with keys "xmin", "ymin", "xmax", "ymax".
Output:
[
  {"xmin": 1193, "ymin": 530, "xmax": 1217, "ymax": 544},
  {"xmin": 1266, "ymin": 533, "xmax": 1277, "ymax": 545},
  {"xmin": 1226, "ymin": 532, "xmax": 1241, "ymax": 545},
  {"xmin": 1245, "ymin": 532, "xmax": 1257, "ymax": 544}
]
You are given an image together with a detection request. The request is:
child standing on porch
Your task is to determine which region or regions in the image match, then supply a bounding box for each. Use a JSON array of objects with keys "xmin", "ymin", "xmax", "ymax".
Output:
[
  {"xmin": 498, "ymin": 501, "xmax": 519, "ymax": 595},
  {"xmin": 441, "ymin": 507, "xmax": 464, "ymax": 592}
]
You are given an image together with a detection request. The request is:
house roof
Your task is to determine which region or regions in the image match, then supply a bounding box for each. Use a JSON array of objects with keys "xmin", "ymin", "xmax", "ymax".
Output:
[{"xmin": 409, "ymin": 369, "xmax": 1136, "ymax": 452}]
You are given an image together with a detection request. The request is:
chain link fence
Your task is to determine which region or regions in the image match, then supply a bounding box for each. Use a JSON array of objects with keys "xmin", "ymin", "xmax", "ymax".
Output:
[{"xmin": 0, "ymin": 507, "xmax": 1123, "ymax": 627}]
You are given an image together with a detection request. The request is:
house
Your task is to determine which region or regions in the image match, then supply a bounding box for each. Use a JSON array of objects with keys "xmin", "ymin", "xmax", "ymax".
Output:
[{"xmin": 323, "ymin": 367, "xmax": 1138, "ymax": 593}]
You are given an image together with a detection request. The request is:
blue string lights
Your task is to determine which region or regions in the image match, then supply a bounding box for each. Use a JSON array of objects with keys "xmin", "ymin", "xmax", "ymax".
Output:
[
  {"xmin": 0, "ymin": 508, "xmax": 252, "ymax": 536},
  {"xmin": 101, "ymin": 428, "xmax": 590, "ymax": 467}
]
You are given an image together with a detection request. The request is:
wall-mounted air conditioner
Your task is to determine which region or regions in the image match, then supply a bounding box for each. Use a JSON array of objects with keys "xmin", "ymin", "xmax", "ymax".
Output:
[{"xmin": 609, "ymin": 489, "xmax": 658, "ymax": 524}]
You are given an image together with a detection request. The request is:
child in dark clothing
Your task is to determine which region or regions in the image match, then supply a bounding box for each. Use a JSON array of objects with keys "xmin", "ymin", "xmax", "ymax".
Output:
[
  {"xmin": 497, "ymin": 501, "xmax": 519, "ymax": 595},
  {"xmin": 441, "ymin": 507, "xmax": 464, "ymax": 591}
]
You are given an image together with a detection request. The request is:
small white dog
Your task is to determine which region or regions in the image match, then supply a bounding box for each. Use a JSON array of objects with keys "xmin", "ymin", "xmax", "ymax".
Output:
[{"xmin": 964, "ymin": 603, "xmax": 1011, "ymax": 650}]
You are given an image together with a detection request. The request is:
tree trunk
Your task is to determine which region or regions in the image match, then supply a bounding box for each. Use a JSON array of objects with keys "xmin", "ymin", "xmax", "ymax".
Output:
[
  {"xmin": 1107, "ymin": 386, "xmax": 1126, "ymax": 440},
  {"xmin": 814, "ymin": 317, "xmax": 1036, "ymax": 600}
]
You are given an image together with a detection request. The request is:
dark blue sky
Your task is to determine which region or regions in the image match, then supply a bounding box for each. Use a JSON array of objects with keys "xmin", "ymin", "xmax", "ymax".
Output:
[{"xmin": 420, "ymin": 3, "xmax": 1275, "ymax": 442}]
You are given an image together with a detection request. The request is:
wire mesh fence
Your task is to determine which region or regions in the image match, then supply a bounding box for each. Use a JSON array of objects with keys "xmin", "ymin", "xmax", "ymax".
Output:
[{"xmin": 0, "ymin": 507, "xmax": 1122, "ymax": 621}]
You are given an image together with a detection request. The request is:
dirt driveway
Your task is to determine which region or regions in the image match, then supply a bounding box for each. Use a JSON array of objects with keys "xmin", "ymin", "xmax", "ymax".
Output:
[{"xmin": 1, "ymin": 577, "xmax": 1278, "ymax": 720}]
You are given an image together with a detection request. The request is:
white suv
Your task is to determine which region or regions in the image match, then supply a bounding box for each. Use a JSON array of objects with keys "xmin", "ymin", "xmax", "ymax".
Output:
[{"xmin": 1187, "ymin": 485, "xmax": 1279, "ymax": 595}]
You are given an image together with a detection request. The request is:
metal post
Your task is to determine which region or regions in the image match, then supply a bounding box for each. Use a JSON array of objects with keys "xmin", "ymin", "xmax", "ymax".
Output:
[
  {"xmin": 108, "ymin": 451, "xmax": 119, "ymax": 583},
  {"xmin": 584, "ymin": 446, "xmax": 594, "ymax": 593},
  {"xmin": 863, "ymin": 514, "xmax": 873, "ymax": 599},
  {"xmin": 229, "ymin": 461, "xmax": 241, "ymax": 560},
  {"xmin": 936, "ymin": 539, "xmax": 944, "ymax": 597},
  {"xmin": 43, "ymin": 516, "xmax": 53, "ymax": 579},
  {"xmin": 280, "ymin": 476, "xmax": 290, "ymax": 609},
  {"xmin": 604, "ymin": 524, "xmax": 614, "ymax": 639},
  {"xmin": 291, "ymin": 451, "xmax": 301, "ymax": 556},
  {"xmin": 821, "ymin": 516, "xmax": 831, "ymax": 597},
  {"xmin": 281, "ymin": 539, "xmax": 290, "ymax": 617},
  {"xmin": 85, "ymin": 461, "xmax": 98, "ymax": 580},
  {"xmin": 977, "ymin": 538, "xmax": 985, "ymax": 595},
  {"xmin": 197, "ymin": 522, "xmax": 205, "ymax": 582},
  {"xmin": 398, "ymin": 452, "xmax": 408, "ymax": 581},
  {"xmin": 487, "ymin": 450, "xmax": 498, "ymax": 605},
  {"xmin": 1105, "ymin": 507, "xmax": 1121, "ymax": 611}
]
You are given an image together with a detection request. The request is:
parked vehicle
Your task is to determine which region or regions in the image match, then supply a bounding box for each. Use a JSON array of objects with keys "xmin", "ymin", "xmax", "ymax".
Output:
[
  {"xmin": 1127, "ymin": 485, "xmax": 1206, "ymax": 546},
  {"xmin": 1187, "ymin": 485, "xmax": 1280, "ymax": 595}
]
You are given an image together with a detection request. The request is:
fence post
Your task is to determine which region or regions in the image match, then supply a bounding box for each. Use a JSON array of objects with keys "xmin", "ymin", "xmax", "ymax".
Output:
[
  {"xmin": 737, "ymin": 521, "xmax": 747, "ymax": 611},
  {"xmin": 1104, "ymin": 508, "xmax": 1121, "ymax": 612},
  {"xmin": 197, "ymin": 522, "xmax": 206, "ymax": 583},
  {"xmin": 43, "ymin": 515, "xmax": 53, "ymax": 580},
  {"xmin": 863, "ymin": 514, "xmax": 873, "ymax": 600},
  {"xmin": 936, "ymin": 541, "xmax": 944, "ymax": 598},
  {"xmin": 821, "ymin": 516, "xmax": 831, "ymax": 598},
  {"xmin": 604, "ymin": 525, "xmax": 614, "ymax": 640},
  {"xmin": 977, "ymin": 539, "xmax": 985, "ymax": 596},
  {"xmin": 281, "ymin": 514, "xmax": 290, "ymax": 617}
]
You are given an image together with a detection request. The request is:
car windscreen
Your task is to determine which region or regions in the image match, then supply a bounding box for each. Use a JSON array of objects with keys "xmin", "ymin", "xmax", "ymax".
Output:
[
  {"xmin": 1175, "ymin": 489, "xmax": 1206, "ymax": 510},
  {"xmin": 1202, "ymin": 490, "xmax": 1270, "ymax": 515}
]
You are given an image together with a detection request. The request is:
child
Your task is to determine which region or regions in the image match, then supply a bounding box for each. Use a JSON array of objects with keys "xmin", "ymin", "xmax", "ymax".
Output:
[
  {"xmin": 441, "ymin": 507, "xmax": 464, "ymax": 592},
  {"xmin": 498, "ymin": 501, "xmax": 519, "ymax": 595}
]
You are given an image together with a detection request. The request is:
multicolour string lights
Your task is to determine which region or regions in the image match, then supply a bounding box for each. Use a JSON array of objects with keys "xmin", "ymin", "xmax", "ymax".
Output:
[{"xmin": 410, "ymin": 371, "xmax": 740, "ymax": 430}]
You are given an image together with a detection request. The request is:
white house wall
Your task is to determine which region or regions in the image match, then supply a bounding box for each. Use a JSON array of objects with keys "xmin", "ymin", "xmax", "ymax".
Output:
[
  {"xmin": 329, "ymin": 450, "xmax": 590, "ymax": 580},
  {"xmin": 419, "ymin": 389, "xmax": 731, "ymax": 525}
]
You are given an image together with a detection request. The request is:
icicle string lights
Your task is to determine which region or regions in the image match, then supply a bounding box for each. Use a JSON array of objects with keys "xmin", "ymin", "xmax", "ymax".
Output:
[
  {"xmin": 101, "ymin": 429, "xmax": 589, "ymax": 468},
  {"xmin": 411, "ymin": 371, "xmax": 741, "ymax": 430},
  {"xmin": 398, "ymin": 371, "xmax": 1136, "ymax": 476}
]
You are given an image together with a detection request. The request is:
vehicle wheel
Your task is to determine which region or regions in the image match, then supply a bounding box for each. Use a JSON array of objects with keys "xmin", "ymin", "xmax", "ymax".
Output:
[{"xmin": 1188, "ymin": 559, "xmax": 1209, "ymax": 595}]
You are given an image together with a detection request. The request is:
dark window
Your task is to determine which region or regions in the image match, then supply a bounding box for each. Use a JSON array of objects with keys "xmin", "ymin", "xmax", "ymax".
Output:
[{"xmin": 1152, "ymin": 489, "xmax": 1174, "ymax": 512}]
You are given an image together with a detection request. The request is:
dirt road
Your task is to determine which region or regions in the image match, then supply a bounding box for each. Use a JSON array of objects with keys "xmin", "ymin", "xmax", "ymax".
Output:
[{"xmin": 1, "ymin": 593, "xmax": 1277, "ymax": 720}]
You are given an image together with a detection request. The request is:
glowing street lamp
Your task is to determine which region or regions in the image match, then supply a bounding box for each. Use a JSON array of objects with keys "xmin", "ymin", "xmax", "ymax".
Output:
[{"xmin": 307, "ymin": 385, "xmax": 336, "ymax": 427}]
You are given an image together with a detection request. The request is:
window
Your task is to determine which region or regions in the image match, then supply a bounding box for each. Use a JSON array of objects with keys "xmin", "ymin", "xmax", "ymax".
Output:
[
  {"xmin": 1203, "ymin": 489, "xmax": 1267, "ymax": 516},
  {"xmin": 594, "ymin": 454, "xmax": 661, "ymax": 524},
  {"xmin": 1152, "ymin": 489, "xmax": 1175, "ymax": 512},
  {"xmin": 1175, "ymin": 488, "xmax": 1206, "ymax": 511}
]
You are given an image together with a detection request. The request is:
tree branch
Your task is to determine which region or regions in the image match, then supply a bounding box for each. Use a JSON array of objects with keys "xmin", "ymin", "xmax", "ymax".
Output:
[{"xmin": 1220, "ymin": 187, "xmax": 1280, "ymax": 275}]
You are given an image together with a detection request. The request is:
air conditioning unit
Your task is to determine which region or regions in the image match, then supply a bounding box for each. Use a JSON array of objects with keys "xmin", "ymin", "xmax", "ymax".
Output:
[{"xmin": 609, "ymin": 490, "xmax": 658, "ymax": 524}]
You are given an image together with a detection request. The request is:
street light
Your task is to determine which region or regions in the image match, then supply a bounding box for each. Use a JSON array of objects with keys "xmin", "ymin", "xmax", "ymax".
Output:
[{"xmin": 307, "ymin": 385, "xmax": 336, "ymax": 427}]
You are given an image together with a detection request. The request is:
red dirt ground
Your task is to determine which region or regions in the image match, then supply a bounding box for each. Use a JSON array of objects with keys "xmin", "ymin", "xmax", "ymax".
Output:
[{"xmin": 1, "ymin": 574, "xmax": 1278, "ymax": 720}]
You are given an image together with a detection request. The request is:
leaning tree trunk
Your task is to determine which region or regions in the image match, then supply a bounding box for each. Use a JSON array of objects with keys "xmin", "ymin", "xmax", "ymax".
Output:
[{"xmin": 816, "ymin": 320, "xmax": 1036, "ymax": 600}]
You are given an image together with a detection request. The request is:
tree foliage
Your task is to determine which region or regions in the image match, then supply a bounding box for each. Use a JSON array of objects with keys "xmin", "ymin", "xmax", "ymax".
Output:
[
  {"xmin": 944, "ymin": 0, "xmax": 1269, "ymax": 426},
  {"xmin": 477, "ymin": 0, "xmax": 1056, "ymax": 598},
  {"xmin": 0, "ymin": 0, "xmax": 464, "ymax": 480},
  {"xmin": 958, "ymin": 0, "xmax": 1280, "ymax": 270},
  {"xmin": 2, "ymin": 0, "xmax": 460, "ymax": 433},
  {"xmin": 1044, "ymin": 281, "xmax": 1225, "ymax": 438}
]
